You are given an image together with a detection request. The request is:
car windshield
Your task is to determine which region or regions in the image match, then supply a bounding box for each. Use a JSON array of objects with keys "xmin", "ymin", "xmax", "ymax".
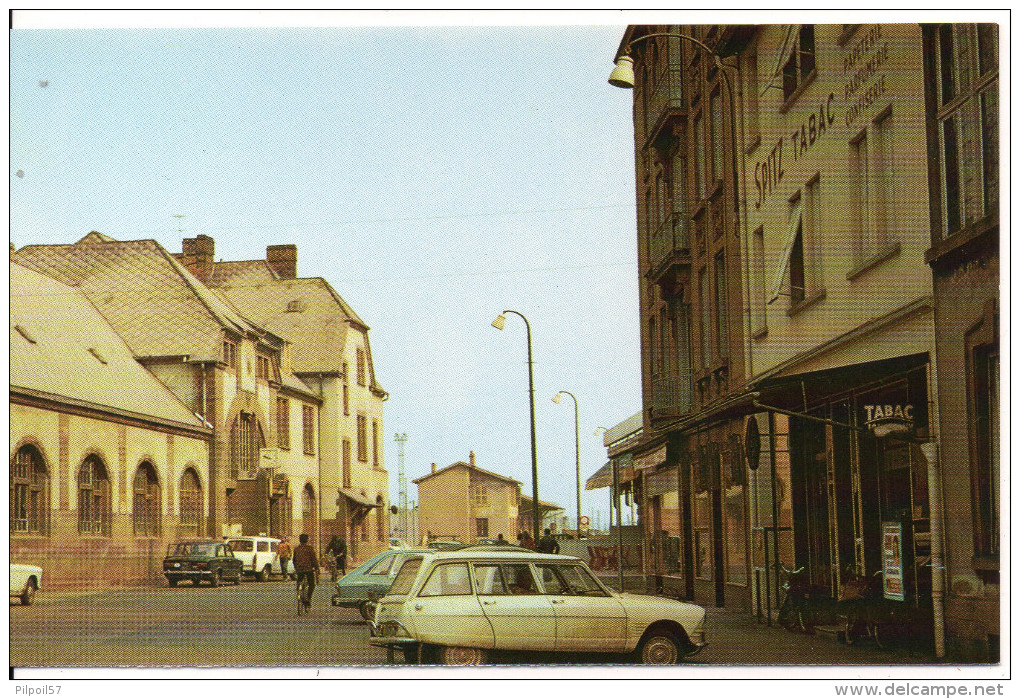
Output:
[
  {"xmin": 171, "ymin": 542, "xmax": 216, "ymax": 557},
  {"xmin": 388, "ymin": 557, "xmax": 423, "ymax": 595}
]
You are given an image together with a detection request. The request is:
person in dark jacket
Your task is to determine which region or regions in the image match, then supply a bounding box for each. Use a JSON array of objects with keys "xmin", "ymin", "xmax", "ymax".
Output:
[
  {"xmin": 292, "ymin": 533, "xmax": 319, "ymax": 610},
  {"xmin": 325, "ymin": 536, "xmax": 347, "ymax": 580},
  {"xmin": 537, "ymin": 528, "xmax": 560, "ymax": 554}
]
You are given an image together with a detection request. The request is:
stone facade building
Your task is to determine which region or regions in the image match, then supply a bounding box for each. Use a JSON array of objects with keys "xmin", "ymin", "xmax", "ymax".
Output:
[
  {"xmin": 11, "ymin": 262, "xmax": 212, "ymax": 583},
  {"xmin": 204, "ymin": 239, "xmax": 391, "ymax": 563}
]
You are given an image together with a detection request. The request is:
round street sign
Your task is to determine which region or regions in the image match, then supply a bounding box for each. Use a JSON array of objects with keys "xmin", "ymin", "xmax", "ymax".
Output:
[{"xmin": 579, "ymin": 516, "xmax": 590, "ymax": 526}]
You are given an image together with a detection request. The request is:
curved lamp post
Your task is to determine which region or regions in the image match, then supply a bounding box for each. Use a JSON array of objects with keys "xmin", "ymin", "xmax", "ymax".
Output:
[
  {"xmin": 492, "ymin": 310, "xmax": 540, "ymax": 544},
  {"xmin": 609, "ymin": 31, "xmax": 739, "ymax": 222},
  {"xmin": 552, "ymin": 391, "xmax": 582, "ymax": 539}
]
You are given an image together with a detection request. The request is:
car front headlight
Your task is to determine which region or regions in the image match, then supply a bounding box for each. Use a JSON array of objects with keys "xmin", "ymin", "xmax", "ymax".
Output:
[{"xmin": 378, "ymin": 620, "xmax": 412, "ymax": 638}]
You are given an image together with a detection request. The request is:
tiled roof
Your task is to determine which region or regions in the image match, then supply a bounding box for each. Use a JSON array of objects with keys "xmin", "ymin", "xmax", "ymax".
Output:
[
  {"xmin": 211, "ymin": 261, "xmax": 382, "ymax": 392},
  {"xmin": 13, "ymin": 236, "xmax": 262, "ymax": 362},
  {"xmin": 412, "ymin": 461, "xmax": 522, "ymax": 486},
  {"xmin": 10, "ymin": 262, "xmax": 209, "ymax": 431}
]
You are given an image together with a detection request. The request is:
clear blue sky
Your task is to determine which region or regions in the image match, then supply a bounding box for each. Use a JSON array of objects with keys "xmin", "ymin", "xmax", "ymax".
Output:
[{"xmin": 11, "ymin": 11, "xmax": 644, "ymax": 530}]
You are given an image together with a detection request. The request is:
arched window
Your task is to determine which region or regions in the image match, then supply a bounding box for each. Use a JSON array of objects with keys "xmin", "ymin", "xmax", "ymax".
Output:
[
  {"xmin": 133, "ymin": 462, "xmax": 161, "ymax": 537},
  {"xmin": 11, "ymin": 445, "xmax": 49, "ymax": 535},
  {"xmin": 78, "ymin": 456, "xmax": 111, "ymax": 536},
  {"xmin": 179, "ymin": 468, "xmax": 203, "ymax": 536},
  {"xmin": 376, "ymin": 495, "xmax": 385, "ymax": 542}
]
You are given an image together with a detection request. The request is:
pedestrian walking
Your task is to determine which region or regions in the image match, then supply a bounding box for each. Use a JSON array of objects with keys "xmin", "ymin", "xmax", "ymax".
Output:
[
  {"xmin": 325, "ymin": 536, "xmax": 347, "ymax": 580},
  {"xmin": 292, "ymin": 533, "xmax": 319, "ymax": 611},
  {"xmin": 537, "ymin": 528, "xmax": 560, "ymax": 554},
  {"xmin": 277, "ymin": 537, "xmax": 293, "ymax": 580}
]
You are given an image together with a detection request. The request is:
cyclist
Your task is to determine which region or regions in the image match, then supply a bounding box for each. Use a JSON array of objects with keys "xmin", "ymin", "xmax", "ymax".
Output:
[{"xmin": 292, "ymin": 533, "xmax": 320, "ymax": 611}]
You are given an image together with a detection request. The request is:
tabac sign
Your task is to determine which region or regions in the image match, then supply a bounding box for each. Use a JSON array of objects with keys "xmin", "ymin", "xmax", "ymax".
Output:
[{"xmin": 863, "ymin": 403, "xmax": 914, "ymax": 438}]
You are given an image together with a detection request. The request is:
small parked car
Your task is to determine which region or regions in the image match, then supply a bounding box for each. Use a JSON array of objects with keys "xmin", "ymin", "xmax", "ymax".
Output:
[
  {"xmin": 10, "ymin": 563, "xmax": 43, "ymax": 605},
  {"xmin": 332, "ymin": 548, "xmax": 432, "ymax": 620},
  {"xmin": 163, "ymin": 540, "xmax": 244, "ymax": 587},
  {"xmin": 225, "ymin": 535, "xmax": 282, "ymax": 581},
  {"xmin": 369, "ymin": 549, "xmax": 707, "ymax": 665}
]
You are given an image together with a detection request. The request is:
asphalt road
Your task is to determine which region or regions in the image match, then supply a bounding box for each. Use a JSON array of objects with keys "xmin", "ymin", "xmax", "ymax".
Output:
[
  {"xmin": 10, "ymin": 578, "xmax": 390, "ymax": 668},
  {"xmin": 11, "ymin": 580, "xmax": 933, "ymax": 669}
]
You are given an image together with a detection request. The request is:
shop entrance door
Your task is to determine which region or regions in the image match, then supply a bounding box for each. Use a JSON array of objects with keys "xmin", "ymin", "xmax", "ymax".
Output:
[{"xmin": 791, "ymin": 418, "xmax": 832, "ymax": 594}]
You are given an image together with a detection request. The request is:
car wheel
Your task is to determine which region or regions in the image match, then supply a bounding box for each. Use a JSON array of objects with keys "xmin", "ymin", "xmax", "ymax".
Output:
[
  {"xmin": 439, "ymin": 646, "xmax": 486, "ymax": 665},
  {"xmin": 359, "ymin": 601, "xmax": 377, "ymax": 621},
  {"xmin": 168, "ymin": 578, "xmax": 178, "ymax": 588},
  {"xmin": 638, "ymin": 632, "xmax": 681, "ymax": 665},
  {"xmin": 20, "ymin": 579, "xmax": 37, "ymax": 606},
  {"xmin": 211, "ymin": 569, "xmax": 223, "ymax": 587},
  {"xmin": 401, "ymin": 646, "xmax": 419, "ymax": 664}
]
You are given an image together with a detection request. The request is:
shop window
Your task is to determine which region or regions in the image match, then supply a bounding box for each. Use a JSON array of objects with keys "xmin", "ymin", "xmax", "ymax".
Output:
[
  {"xmin": 934, "ymin": 24, "xmax": 998, "ymax": 238},
  {"xmin": 179, "ymin": 468, "xmax": 203, "ymax": 536},
  {"xmin": 11, "ymin": 445, "xmax": 49, "ymax": 536},
  {"xmin": 782, "ymin": 25, "xmax": 816, "ymax": 101},
  {"xmin": 78, "ymin": 455, "xmax": 111, "ymax": 536},
  {"xmin": 132, "ymin": 462, "xmax": 161, "ymax": 537}
]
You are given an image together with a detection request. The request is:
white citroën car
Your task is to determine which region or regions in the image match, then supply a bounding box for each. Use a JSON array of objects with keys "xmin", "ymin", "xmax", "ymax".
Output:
[{"xmin": 369, "ymin": 548, "xmax": 706, "ymax": 665}]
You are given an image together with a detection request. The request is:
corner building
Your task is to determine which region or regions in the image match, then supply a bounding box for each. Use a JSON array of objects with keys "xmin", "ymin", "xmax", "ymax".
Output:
[{"xmin": 613, "ymin": 23, "xmax": 999, "ymax": 659}]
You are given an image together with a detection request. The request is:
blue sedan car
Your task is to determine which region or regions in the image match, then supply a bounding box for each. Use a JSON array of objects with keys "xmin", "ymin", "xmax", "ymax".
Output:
[{"xmin": 331, "ymin": 548, "xmax": 432, "ymax": 620}]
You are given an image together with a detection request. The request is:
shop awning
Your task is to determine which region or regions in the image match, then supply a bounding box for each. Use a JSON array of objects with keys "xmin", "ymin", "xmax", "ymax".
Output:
[
  {"xmin": 338, "ymin": 489, "xmax": 380, "ymax": 509},
  {"xmin": 586, "ymin": 461, "xmax": 613, "ymax": 490}
]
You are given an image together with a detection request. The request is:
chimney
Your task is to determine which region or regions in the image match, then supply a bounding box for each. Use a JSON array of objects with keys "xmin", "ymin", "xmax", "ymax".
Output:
[
  {"xmin": 431, "ymin": 463, "xmax": 437, "ymax": 474},
  {"xmin": 469, "ymin": 451, "xmax": 476, "ymax": 468},
  {"xmin": 267, "ymin": 244, "xmax": 297, "ymax": 279},
  {"xmin": 180, "ymin": 235, "xmax": 215, "ymax": 283}
]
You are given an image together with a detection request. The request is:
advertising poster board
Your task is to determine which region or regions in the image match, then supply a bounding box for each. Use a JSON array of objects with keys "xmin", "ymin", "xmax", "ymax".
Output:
[{"xmin": 882, "ymin": 521, "xmax": 905, "ymax": 601}]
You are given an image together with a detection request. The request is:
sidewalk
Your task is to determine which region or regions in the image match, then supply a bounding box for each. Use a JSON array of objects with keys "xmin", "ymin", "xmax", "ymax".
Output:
[
  {"xmin": 596, "ymin": 573, "xmax": 935, "ymax": 665},
  {"xmin": 692, "ymin": 607, "xmax": 934, "ymax": 665}
]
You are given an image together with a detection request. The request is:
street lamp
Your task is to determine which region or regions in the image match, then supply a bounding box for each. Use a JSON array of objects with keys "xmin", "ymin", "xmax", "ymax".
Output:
[
  {"xmin": 609, "ymin": 30, "xmax": 740, "ymax": 223},
  {"xmin": 492, "ymin": 310, "xmax": 540, "ymax": 545},
  {"xmin": 552, "ymin": 391, "xmax": 582, "ymax": 539}
]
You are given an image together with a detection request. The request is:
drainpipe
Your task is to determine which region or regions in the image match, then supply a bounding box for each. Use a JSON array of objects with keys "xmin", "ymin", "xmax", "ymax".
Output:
[{"xmin": 919, "ymin": 440, "xmax": 945, "ymax": 659}]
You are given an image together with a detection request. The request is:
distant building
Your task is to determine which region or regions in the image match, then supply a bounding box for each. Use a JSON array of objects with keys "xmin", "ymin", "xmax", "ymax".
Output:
[
  {"xmin": 202, "ymin": 240, "xmax": 391, "ymax": 563},
  {"xmin": 10, "ymin": 261, "xmax": 212, "ymax": 583},
  {"xmin": 413, "ymin": 452, "xmax": 522, "ymax": 544}
]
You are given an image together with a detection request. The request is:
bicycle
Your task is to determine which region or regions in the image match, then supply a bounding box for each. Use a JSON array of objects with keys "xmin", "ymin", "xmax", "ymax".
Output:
[
  {"xmin": 296, "ymin": 574, "xmax": 312, "ymax": 616},
  {"xmin": 776, "ymin": 563, "xmax": 808, "ymax": 631}
]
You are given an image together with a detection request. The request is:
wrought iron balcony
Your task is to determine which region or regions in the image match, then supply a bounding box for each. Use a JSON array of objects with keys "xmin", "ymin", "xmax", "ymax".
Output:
[
  {"xmin": 646, "ymin": 212, "xmax": 692, "ymax": 284},
  {"xmin": 644, "ymin": 67, "xmax": 686, "ymax": 150},
  {"xmin": 650, "ymin": 369, "xmax": 694, "ymax": 420}
]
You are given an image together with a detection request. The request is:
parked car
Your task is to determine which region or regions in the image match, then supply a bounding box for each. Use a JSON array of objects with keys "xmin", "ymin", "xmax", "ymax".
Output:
[
  {"xmin": 225, "ymin": 535, "xmax": 282, "ymax": 581},
  {"xmin": 163, "ymin": 540, "xmax": 244, "ymax": 587},
  {"xmin": 10, "ymin": 564, "xmax": 42, "ymax": 605},
  {"xmin": 332, "ymin": 548, "xmax": 432, "ymax": 620},
  {"xmin": 369, "ymin": 549, "xmax": 706, "ymax": 665}
]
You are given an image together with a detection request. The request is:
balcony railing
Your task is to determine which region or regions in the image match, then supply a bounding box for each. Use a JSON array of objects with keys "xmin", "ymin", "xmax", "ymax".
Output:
[
  {"xmin": 647, "ymin": 212, "xmax": 691, "ymax": 280},
  {"xmin": 644, "ymin": 67, "xmax": 686, "ymax": 145},
  {"xmin": 651, "ymin": 369, "xmax": 694, "ymax": 419}
]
